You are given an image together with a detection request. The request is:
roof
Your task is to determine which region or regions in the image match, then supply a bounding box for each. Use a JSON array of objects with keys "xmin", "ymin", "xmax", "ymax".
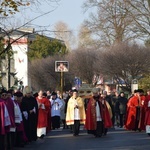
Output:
[{"xmin": 10, "ymin": 28, "xmax": 65, "ymax": 44}]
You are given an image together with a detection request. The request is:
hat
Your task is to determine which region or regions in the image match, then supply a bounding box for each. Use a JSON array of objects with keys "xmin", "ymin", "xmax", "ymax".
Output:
[
  {"xmin": 137, "ymin": 89, "xmax": 144, "ymax": 93},
  {"xmin": 51, "ymin": 91, "xmax": 57, "ymax": 96},
  {"xmin": 72, "ymin": 89, "xmax": 78, "ymax": 93},
  {"xmin": 92, "ymin": 88, "xmax": 99, "ymax": 93},
  {"xmin": 14, "ymin": 92, "xmax": 23, "ymax": 97},
  {"xmin": 135, "ymin": 89, "xmax": 141, "ymax": 93},
  {"xmin": 0, "ymin": 88, "xmax": 7, "ymax": 94},
  {"xmin": 43, "ymin": 92, "xmax": 47, "ymax": 97}
]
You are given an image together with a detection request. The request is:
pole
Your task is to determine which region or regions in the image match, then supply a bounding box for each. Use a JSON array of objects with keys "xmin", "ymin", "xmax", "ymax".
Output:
[
  {"xmin": 6, "ymin": 59, "xmax": 8, "ymax": 90},
  {"xmin": 8, "ymin": 55, "xmax": 10, "ymax": 89},
  {"xmin": 60, "ymin": 71, "xmax": 64, "ymax": 97}
]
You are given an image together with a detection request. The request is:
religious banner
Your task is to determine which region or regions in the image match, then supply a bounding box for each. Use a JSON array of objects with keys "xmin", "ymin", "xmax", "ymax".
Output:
[{"xmin": 55, "ymin": 61, "xmax": 69, "ymax": 72}]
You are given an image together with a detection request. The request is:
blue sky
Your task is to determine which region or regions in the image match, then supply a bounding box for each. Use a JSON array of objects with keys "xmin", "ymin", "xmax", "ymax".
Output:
[
  {"xmin": 48, "ymin": 0, "xmax": 86, "ymax": 31},
  {"xmin": 16, "ymin": 0, "xmax": 88, "ymax": 36}
]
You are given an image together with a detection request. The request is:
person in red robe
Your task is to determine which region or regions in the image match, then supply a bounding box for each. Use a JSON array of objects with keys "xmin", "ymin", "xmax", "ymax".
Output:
[
  {"xmin": 144, "ymin": 89, "xmax": 150, "ymax": 135},
  {"xmin": 85, "ymin": 88, "xmax": 112, "ymax": 137},
  {"xmin": 138, "ymin": 89, "xmax": 146, "ymax": 131},
  {"xmin": 125, "ymin": 89, "xmax": 144, "ymax": 131},
  {"xmin": 0, "ymin": 98, "xmax": 10, "ymax": 150},
  {"xmin": 42, "ymin": 92, "xmax": 51, "ymax": 133},
  {"xmin": 100, "ymin": 93, "xmax": 113, "ymax": 135},
  {"xmin": 36, "ymin": 90, "xmax": 50, "ymax": 138},
  {"xmin": 1, "ymin": 89, "xmax": 16, "ymax": 149}
]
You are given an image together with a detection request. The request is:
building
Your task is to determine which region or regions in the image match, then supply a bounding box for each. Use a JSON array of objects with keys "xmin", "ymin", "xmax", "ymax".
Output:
[{"xmin": 1, "ymin": 27, "xmax": 65, "ymax": 90}]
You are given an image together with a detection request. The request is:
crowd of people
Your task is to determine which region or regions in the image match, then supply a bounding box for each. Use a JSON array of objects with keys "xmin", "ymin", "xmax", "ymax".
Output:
[{"xmin": 1, "ymin": 85, "xmax": 150, "ymax": 150}]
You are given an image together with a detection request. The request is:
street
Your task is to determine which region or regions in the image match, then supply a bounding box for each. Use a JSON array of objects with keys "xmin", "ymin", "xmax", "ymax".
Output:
[{"xmin": 14, "ymin": 126, "xmax": 150, "ymax": 150}]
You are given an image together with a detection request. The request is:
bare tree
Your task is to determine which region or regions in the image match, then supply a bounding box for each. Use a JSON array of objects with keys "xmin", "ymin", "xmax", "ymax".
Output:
[
  {"xmin": 96, "ymin": 43, "xmax": 150, "ymax": 92},
  {"xmin": 29, "ymin": 41, "xmax": 150, "ymax": 92},
  {"xmin": 0, "ymin": 0, "xmax": 61, "ymax": 55},
  {"xmin": 53, "ymin": 21, "xmax": 75, "ymax": 50},
  {"xmin": 125, "ymin": 0, "xmax": 150, "ymax": 39},
  {"xmin": 29, "ymin": 56, "xmax": 59, "ymax": 91},
  {"xmin": 83, "ymin": 0, "xmax": 141, "ymax": 47},
  {"xmin": 29, "ymin": 55, "xmax": 73, "ymax": 91},
  {"xmin": 127, "ymin": 0, "xmax": 150, "ymax": 42},
  {"xmin": 0, "ymin": 0, "xmax": 63, "ymax": 89},
  {"xmin": 67, "ymin": 48, "xmax": 98, "ymax": 84},
  {"xmin": 29, "ymin": 47, "xmax": 99, "ymax": 91},
  {"xmin": 77, "ymin": 24, "xmax": 95, "ymax": 48}
]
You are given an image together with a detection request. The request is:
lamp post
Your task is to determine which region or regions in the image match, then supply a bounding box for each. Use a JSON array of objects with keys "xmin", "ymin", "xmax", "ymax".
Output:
[{"xmin": 131, "ymin": 79, "xmax": 138, "ymax": 94}]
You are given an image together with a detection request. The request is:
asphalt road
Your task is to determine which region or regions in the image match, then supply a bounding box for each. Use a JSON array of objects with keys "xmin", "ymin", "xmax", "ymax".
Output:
[{"xmin": 14, "ymin": 126, "xmax": 150, "ymax": 150}]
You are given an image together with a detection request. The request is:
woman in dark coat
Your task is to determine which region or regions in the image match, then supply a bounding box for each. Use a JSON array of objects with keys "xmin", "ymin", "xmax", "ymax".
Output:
[{"xmin": 116, "ymin": 92, "xmax": 128, "ymax": 128}]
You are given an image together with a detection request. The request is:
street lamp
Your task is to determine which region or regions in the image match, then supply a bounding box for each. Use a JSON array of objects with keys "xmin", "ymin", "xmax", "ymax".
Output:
[{"xmin": 131, "ymin": 79, "xmax": 138, "ymax": 94}]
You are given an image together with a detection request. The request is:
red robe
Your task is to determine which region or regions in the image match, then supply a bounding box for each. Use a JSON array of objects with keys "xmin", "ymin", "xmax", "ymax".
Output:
[
  {"xmin": 144, "ymin": 95, "xmax": 150, "ymax": 126},
  {"xmin": 0, "ymin": 100, "xmax": 6, "ymax": 135},
  {"xmin": 36, "ymin": 97, "xmax": 50, "ymax": 128},
  {"xmin": 139, "ymin": 95, "xmax": 146, "ymax": 130},
  {"xmin": 85, "ymin": 98, "xmax": 97, "ymax": 130},
  {"xmin": 125, "ymin": 95, "xmax": 143, "ymax": 130},
  {"xmin": 102, "ymin": 100, "xmax": 112, "ymax": 128},
  {"xmin": 85, "ymin": 98, "xmax": 112, "ymax": 130}
]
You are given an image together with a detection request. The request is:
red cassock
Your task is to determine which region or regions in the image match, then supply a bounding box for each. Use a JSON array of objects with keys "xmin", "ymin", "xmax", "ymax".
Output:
[
  {"xmin": 102, "ymin": 100, "xmax": 112, "ymax": 128},
  {"xmin": 125, "ymin": 95, "xmax": 144, "ymax": 130},
  {"xmin": 139, "ymin": 95, "xmax": 146, "ymax": 130},
  {"xmin": 0, "ymin": 100, "xmax": 6, "ymax": 135},
  {"xmin": 36, "ymin": 97, "xmax": 50, "ymax": 128},
  {"xmin": 85, "ymin": 98, "xmax": 97, "ymax": 130},
  {"xmin": 144, "ymin": 95, "xmax": 150, "ymax": 126},
  {"xmin": 85, "ymin": 98, "xmax": 112, "ymax": 130}
]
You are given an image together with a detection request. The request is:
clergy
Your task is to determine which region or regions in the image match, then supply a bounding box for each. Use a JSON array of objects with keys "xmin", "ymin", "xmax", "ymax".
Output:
[
  {"xmin": 21, "ymin": 86, "xmax": 38, "ymax": 142},
  {"xmin": 66, "ymin": 89, "xmax": 86, "ymax": 136},
  {"xmin": 36, "ymin": 90, "xmax": 50, "ymax": 138},
  {"xmin": 85, "ymin": 88, "xmax": 112, "ymax": 137}
]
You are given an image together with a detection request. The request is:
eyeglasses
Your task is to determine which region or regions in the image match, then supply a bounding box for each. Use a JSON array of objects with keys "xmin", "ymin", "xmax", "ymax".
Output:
[{"xmin": 1, "ymin": 94, "xmax": 7, "ymax": 96}]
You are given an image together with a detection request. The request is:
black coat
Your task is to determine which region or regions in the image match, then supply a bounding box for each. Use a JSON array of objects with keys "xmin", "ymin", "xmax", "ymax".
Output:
[
  {"xmin": 116, "ymin": 96, "xmax": 128, "ymax": 115},
  {"xmin": 21, "ymin": 96, "xmax": 38, "ymax": 142}
]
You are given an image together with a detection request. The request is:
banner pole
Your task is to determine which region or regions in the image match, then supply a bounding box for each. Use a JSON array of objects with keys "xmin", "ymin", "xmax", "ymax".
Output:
[{"xmin": 60, "ymin": 71, "xmax": 64, "ymax": 98}]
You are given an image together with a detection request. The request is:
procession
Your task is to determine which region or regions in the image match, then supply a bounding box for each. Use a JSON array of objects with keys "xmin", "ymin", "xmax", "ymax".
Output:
[
  {"xmin": 0, "ymin": 0, "xmax": 150, "ymax": 150},
  {"xmin": 1, "ymin": 84, "xmax": 150, "ymax": 150}
]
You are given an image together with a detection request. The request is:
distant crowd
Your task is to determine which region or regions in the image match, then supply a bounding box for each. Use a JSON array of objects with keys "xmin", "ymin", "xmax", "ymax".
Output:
[{"xmin": 0, "ymin": 86, "xmax": 150, "ymax": 150}]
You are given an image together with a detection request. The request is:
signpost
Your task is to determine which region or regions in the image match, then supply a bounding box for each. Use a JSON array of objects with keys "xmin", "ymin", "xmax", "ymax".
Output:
[{"xmin": 55, "ymin": 61, "xmax": 69, "ymax": 96}]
